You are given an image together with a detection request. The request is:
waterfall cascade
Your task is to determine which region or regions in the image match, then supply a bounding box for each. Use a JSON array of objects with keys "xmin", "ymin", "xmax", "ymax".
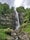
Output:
[{"xmin": 14, "ymin": 8, "xmax": 20, "ymax": 30}]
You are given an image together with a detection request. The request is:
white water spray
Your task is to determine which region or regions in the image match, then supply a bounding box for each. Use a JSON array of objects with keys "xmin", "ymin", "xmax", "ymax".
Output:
[
  {"xmin": 13, "ymin": 0, "xmax": 20, "ymax": 30},
  {"xmin": 14, "ymin": 8, "xmax": 20, "ymax": 30}
]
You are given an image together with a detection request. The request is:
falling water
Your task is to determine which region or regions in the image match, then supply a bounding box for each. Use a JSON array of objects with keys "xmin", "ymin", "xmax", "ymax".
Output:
[
  {"xmin": 14, "ymin": 0, "xmax": 20, "ymax": 30},
  {"xmin": 14, "ymin": 8, "xmax": 20, "ymax": 30}
]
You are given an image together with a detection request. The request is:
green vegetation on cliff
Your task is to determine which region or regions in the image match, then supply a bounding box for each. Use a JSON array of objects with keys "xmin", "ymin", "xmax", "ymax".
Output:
[{"xmin": 16, "ymin": 6, "xmax": 30, "ymax": 33}]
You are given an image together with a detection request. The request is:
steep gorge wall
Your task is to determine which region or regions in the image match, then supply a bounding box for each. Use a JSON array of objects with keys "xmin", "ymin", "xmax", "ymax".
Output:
[
  {"xmin": 0, "ymin": 11, "xmax": 24, "ymax": 29},
  {"xmin": 0, "ymin": 12, "xmax": 16, "ymax": 29}
]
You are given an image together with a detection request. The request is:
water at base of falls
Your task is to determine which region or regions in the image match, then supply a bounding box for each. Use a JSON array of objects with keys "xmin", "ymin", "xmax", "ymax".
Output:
[{"xmin": 14, "ymin": 8, "xmax": 20, "ymax": 30}]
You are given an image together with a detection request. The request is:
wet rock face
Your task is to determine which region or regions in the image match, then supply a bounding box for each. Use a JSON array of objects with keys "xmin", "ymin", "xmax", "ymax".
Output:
[
  {"xmin": 18, "ymin": 12, "xmax": 24, "ymax": 25},
  {"xmin": 0, "ymin": 12, "xmax": 18, "ymax": 29}
]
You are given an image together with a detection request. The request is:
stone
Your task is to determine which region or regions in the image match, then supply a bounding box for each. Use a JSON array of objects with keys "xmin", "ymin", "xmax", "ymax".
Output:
[
  {"xmin": 18, "ymin": 32, "xmax": 29, "ymax": 40},
  {"xmin": 0, "ymin": 11, "xmax": 18, "ymax": 29},
  {"xmin": 11, "ymin": 31, "xmax": 16, "ymax": 36}
]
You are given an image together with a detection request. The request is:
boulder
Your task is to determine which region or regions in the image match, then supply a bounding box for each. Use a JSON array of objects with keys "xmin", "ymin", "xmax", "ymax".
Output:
[{"xmin": 18, "ymin": 32, "xmax": 29, "ymax": 40}]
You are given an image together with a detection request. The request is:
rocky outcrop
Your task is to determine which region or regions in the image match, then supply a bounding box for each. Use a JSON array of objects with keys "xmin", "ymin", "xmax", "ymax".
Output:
[
  {"xmin": 18, "ymin": 12, "xmax": 24, "ymax": 25},
  {"xmin": 11, "ymin": 32, "xmax": 29, "ymax": 40},
  {"xmin": 0, "ymin": 12, "xmax": 17, "ymax": 29},
  {"xmin": 18, "ymin": 32, "xmax": 29, "ymax": 40},
  {"xmin": 5, "ymin": 29, "xmax": 30, "ymax": 40},
  {"xmin": 14, "ymin": 32, "xmax": 29, "ymax": 40}
]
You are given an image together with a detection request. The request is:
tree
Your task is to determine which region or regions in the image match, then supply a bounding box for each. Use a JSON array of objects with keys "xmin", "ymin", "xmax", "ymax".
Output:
[{"xmin": 16, "ymin": 6, "xmax": 25, "ymax": 13}]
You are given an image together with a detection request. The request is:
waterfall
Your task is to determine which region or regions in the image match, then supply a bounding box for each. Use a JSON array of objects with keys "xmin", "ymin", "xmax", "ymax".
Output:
[{"xmin": 14, "ymin": 8, "xmax": 20, "ymax": 30}]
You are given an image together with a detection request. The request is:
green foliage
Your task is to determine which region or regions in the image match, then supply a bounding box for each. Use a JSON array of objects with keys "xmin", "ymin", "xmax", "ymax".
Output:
[
  {"xmin": 16, "ymin": 6, "xmax": 30, "ymax": 24},
  {"xmin": 0, "ymin": 25, "xmax": 9, "ymax": 29},
  {"xmin": 10, "ymin": 7, "xmax": 14, "ymax": 13},
  {"xmin": 23, "ymin": 23, "xmax": 30, "ymax": 33},
  {"xmin": 0, "ymin": 3, "xmax": 14, "ymax": 29},
  {"xmin": 16, "ymin": 6, "xmax": 30, "ymax": 33},
  {"xmin": 0, "ymin": 29, "xmax": 7, "ymax": 40},
  {"xmin": 0, "ymin": 3, "xmax": 14, "ymax": 15},
  {"xmin": 16, "ymin": 6, "xmax": 25, "ymax": 13}
]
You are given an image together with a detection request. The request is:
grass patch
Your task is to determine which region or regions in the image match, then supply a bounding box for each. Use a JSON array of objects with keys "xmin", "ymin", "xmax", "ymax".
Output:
[
  {"xmin": 23, "ymin": 23, "xmax": 30, "ymax": 33},
  {"xmin": 0, "ymin": 29, "xmax": 7, "ymax": 40},
  {"xmin": 0, "ymin": 25, "xmax": 8, "ymax": 29}
]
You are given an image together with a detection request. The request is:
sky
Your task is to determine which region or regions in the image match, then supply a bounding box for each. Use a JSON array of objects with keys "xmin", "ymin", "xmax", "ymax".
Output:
[{"xmin": 0, "ymin": 0, "xmax": 30, "ymax": 8}]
